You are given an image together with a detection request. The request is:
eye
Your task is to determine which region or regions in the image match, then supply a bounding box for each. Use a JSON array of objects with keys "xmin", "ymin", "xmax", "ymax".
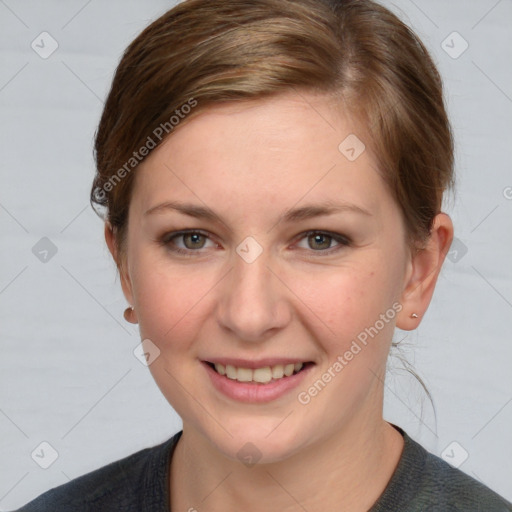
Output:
[
  {"xmin": 159, "ymin": 229, "xmax": 351, "ymax": 257},
  {"xmin": 295, "ymin": 231, "xmax": 350, "ymax": 253},
  {"xmin": 161, "ymin": 230, "xmax": 217, "ymax": 255}
]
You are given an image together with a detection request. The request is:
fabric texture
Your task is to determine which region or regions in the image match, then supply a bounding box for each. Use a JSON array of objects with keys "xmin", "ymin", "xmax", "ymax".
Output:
[{"xmin": 13, "ymin": 424, "xmax": 512, "ymax": 511}]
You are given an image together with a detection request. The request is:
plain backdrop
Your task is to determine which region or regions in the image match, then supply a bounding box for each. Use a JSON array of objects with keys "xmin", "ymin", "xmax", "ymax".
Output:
[{"xmin": 0, "ymin": 0, "xmax": 511, "ymax": 509}]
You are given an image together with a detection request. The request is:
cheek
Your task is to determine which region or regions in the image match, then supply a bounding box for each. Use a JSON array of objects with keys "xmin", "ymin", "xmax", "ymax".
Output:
[
  {"xmin": 296, "ymin": 266, "xmax": 392, "ymax": 339},
  {"xmin": 290, "ymin": 265, "xmax": 399, "ymax": 419},
  {"xmin": 130, "ymin": 258, "xmax": 217, "ymax": 416},
  {"xmin": 130, "ymin": 251, "xmax": 217, "ymax": 351}
]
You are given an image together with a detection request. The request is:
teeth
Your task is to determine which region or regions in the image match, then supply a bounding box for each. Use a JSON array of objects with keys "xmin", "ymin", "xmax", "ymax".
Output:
[
  {"xmin": 213, "ymin": 362, "xmax": 305, "ymax": 383},
  {"xmin": 284, "ymin": 363, "xmax": 294, "ymax": 377},
  {"xmin": 237, "ymin": 367, "xmax": 252, "ymax": 382},
  {"xmin": 253, "ymin": 367, "xmax": 272, "ymax": 383},
  {"xmin": 225, "ymin": 364, "xmax": 237, "ymax": 379},
  {"xmin": 271, "ymin": 365, "xmax": 284, "ymax": 379}
]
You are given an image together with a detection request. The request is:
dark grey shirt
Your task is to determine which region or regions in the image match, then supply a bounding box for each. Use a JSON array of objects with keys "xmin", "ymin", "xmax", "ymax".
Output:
[{"xmin": 14, "ymin": 425, "xmax": 512, "ymax": 511}]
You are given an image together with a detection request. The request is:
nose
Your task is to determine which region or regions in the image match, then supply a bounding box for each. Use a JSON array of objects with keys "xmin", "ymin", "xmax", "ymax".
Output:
[{"xmin": 216, "ymin": 247, "xmax": 292, "ymax": 343}]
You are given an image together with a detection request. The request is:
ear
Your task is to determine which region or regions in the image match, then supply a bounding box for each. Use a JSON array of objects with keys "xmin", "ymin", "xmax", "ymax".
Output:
[
  {"xmin": 396, "ymin": 213, "xmax": 454, "ymax": 331},
  {"xmin": 104, "ymin": 222, "xmax": 134, "ymax": 307}
]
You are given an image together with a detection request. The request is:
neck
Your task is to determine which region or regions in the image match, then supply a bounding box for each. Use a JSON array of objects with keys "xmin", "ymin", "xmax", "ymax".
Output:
[{"xmin": 170, "ymin": 414, "xmax": 404, "ymax": 511}]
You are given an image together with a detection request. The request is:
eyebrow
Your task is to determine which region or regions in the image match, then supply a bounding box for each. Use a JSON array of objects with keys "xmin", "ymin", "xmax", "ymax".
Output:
[{"xmin": 144, "ymin": 200, "xmax": 372, "ymax": 223}]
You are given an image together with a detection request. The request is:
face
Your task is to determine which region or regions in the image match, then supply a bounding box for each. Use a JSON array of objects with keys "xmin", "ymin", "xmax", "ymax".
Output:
[{"xmin": 116, "ymin": 92, "xmax": 415, "ymax": 463}]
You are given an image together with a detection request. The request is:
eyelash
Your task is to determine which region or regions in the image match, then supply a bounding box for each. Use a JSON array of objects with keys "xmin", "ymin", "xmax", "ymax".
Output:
[{"xmin": 159, "ymin": 229, "xmax": 351, "ymax": 257}]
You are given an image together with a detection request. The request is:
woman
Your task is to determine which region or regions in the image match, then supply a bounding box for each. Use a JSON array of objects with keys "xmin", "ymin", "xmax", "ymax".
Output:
[{"xmin": 15, "ymin": 0, "xmax": 512, "ymax": 510}]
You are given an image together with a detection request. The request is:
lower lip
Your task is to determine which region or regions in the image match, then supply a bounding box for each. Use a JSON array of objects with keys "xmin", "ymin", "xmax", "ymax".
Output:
[{"xmin": 202, "ymin": 362, "xmax": 313, "ymax": 403}]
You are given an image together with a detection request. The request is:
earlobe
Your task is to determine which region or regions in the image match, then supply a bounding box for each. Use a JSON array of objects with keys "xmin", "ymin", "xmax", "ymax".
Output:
[
  {"xmin": 396, "ymin": 213, "xmax": 454, "ymax": 331},
  {"xmin": 123, "ymin": 306, "xmax": 138, "ymax": 324}
]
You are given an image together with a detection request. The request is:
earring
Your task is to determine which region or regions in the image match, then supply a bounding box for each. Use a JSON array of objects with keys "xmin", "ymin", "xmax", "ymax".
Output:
[
  {"xmin": 123, "ymin": 306, "xmax": 137, "ymax": 323},
  {"xmin": 410, "ymin": 313, "xmax": 419, "ymax": 318}
]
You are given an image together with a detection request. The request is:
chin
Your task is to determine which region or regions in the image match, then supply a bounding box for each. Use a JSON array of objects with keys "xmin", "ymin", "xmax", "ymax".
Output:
[{"xmin": 201, "ymin": 418, "xmax": 309, "ymax": 466}]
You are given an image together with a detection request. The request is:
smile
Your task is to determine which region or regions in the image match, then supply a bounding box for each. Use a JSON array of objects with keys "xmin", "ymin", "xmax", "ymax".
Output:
[
  {"xmin": 202, "ymin": 359, "xmax": 314, "ymax": 403},
  {"xmin": 208, "ymin": 361, "xmax": 307, "ymax": 384}
]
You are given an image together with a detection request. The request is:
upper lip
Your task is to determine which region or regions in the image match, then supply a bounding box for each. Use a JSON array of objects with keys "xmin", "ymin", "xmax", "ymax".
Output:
[{"xmin": 203, "ymin": 357, "xmax": 313, "ymax": 369}]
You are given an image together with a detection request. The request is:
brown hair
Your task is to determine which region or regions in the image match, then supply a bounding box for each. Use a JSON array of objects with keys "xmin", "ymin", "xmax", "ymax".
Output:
[{"xmin": 91, "ymin": 0, "xmax": 454, "ymax": 262}]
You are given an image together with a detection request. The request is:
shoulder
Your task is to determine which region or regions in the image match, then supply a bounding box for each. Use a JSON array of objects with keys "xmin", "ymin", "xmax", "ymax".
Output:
[
  {"xmin": 372, "ymin": 425, "xmax": 512, "ymax": 512},
  {"xmin": 13, "ymin": 432, "xmax": 182, "ymax": 512},
  {"xmin": 419, "ymin": 446, "xmax": 511, "ymax": 510}
]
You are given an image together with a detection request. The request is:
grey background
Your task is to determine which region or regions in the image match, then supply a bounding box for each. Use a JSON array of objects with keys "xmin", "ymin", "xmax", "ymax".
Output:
[{"xmin": 0, "ymin": 0, "xmax": 511, "ymax": 508}]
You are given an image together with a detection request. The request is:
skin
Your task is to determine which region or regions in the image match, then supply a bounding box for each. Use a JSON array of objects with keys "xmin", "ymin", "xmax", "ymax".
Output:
[{"xmin": 105, "ymin": 91, "xmax": 453, "ymax": 511}]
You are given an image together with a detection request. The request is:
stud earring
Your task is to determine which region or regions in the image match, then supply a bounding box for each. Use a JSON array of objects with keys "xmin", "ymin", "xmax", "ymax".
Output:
[{"xmin": 410, "ymin": 313, "xmax": 419, "ymax": 318}]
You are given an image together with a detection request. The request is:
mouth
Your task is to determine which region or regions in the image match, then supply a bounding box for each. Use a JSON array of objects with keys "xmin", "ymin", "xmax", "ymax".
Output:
[{"xmin": 203, "ymin": 360, "xmax": 314, "ymax": 384}]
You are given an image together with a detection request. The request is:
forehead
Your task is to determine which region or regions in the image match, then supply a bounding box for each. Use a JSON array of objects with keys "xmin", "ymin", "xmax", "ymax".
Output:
[{"xmin": 132, "ymin": 92, "xmax": 389, "ymax": 219}]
